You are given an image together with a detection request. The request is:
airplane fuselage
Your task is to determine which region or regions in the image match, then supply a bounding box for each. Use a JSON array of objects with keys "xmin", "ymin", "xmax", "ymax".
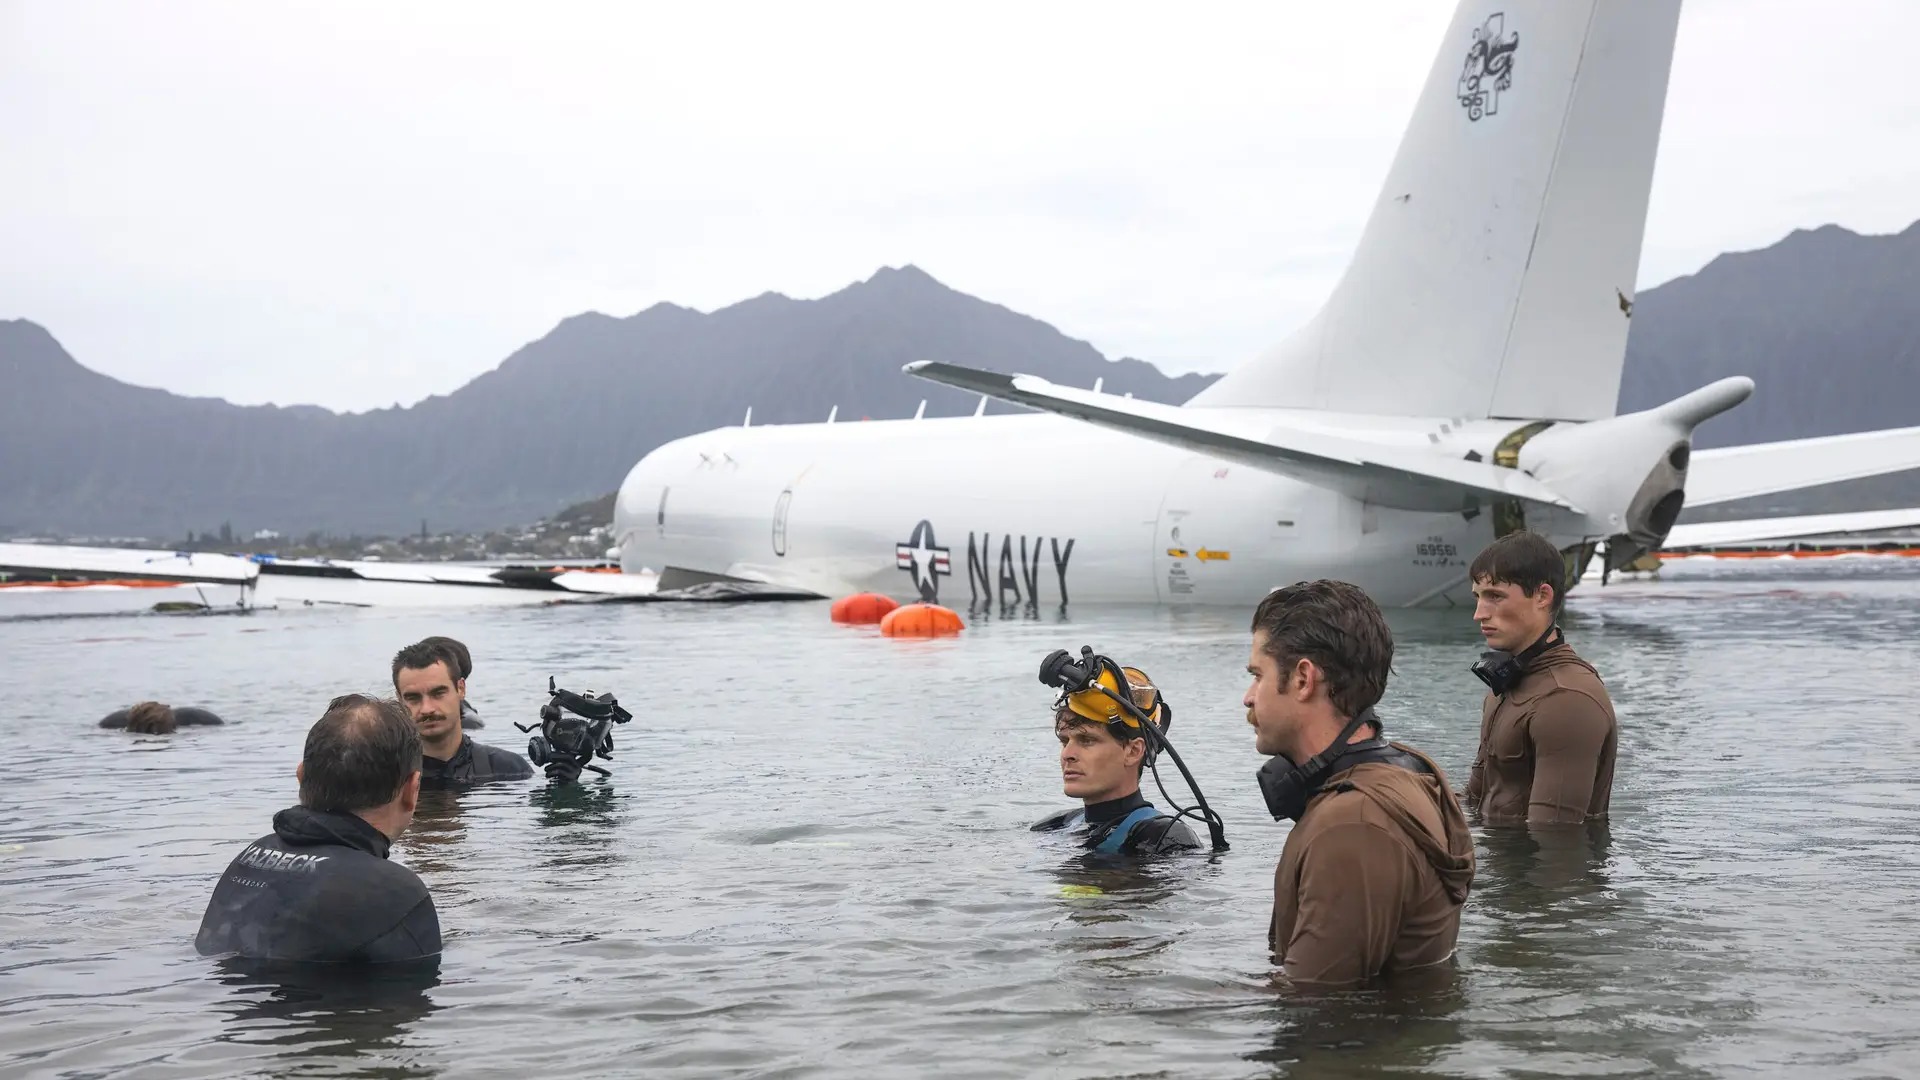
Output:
[{"xmin": 612, "ymin": 411, "xmax": 1580, "ymax": 609}]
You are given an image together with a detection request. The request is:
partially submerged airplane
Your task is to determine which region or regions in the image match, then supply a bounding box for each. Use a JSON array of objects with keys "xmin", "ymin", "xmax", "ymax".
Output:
[
  {"xmin": 608, "ymin": 0, "xmax": 1920, "ymax": 610},
  {"xmin": 7, "ymin": 0, "xmax": 1918, "ymax": 614}
]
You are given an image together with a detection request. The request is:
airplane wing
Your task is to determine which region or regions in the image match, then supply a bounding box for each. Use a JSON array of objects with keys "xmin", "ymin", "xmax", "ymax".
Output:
[
  {"xmin": 0, "ymin": 543, "xmax": 259, "ymax": 585},
  {"xmin": 1661, "ymin": 507, "xmax": 1920, "ymax": 550},
  {"xmin": 0, "ymin": 543, "xmax": 822, "ymax": 607},
  {"xmin": 0, "ymin": 543, "xmax": 662, "ymax": 607},
  {"xmin": 903, "ymin": 361, "xmax": 1580, "ymax": 514},
  {"xmin": 1684, "ymin": 425, "xmax": 1920, "ymax": 507}
]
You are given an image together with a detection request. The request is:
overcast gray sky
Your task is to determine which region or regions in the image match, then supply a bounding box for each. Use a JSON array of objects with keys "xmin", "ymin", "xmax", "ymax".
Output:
[{"xmin": 3, "ymin": 0, "xmax": 1916, "ymax": 413}]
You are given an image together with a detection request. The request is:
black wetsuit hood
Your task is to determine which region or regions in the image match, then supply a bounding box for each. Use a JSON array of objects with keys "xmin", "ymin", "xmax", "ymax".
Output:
[{"xmin": 272, "ymin": 805, "xmax": 390, "ymax": 859}]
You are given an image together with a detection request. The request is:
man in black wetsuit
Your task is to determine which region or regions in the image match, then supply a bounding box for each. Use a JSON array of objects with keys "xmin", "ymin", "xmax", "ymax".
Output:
[
  {"xmin": 194, "ymin": 694, "xmax": 440, "ymax": 963},
  {"xmin": 1031, "ymin": 663, "xmax": 1201, "ymax": 856},
  {"xmin": 391, "ymin": 640, "xmax": 533, "ymax": 787}
]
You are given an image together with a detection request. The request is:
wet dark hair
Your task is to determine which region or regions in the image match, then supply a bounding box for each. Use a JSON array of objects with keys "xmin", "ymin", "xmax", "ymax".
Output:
[
  {"xmin": 1053, "ymin": 707, "xmax": 1141, "ymax": 744},
  {"xmin": 391, "ymin": 641, "xmax": 459, "ymax": 689},
  {"xmin": 418, "ymin": 635, "xmax": 472, "ymax": 680},
  {"xmin": 1250, "ymin": 579, "xmax": 1395, "ymax": 718},
  {"xmin": 299, "ymin": 694, "xmax": 421, "ymax": 813},
  {"xmin": 1469, "ymin": 531, "xmax": 1566, "ymax": 615},
  {"xmin": 126, "ymin": 701, "xmax": 177, "ymax": 735}
]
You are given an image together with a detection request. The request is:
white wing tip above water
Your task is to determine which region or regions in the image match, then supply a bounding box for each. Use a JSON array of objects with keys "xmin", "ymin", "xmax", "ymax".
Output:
[
  {"xmin": 0, "ymin": 543, "xmax": 663, "ymax": 606},
  {"xmin": 1662, "ymin": 507, "xmax": 1920, "ymax": 551},
  {"xmin": 0, "ymin": 543, "xmax": 260, "ymax": 585},
  {"xmin": 1685, "ymin": 425, "xmax": 1920, "ymax": 508}
]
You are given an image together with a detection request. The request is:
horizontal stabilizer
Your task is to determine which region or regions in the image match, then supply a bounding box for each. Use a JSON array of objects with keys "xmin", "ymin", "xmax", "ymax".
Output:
[
  {"xmin": 1686, "ymin": 425, "xmax": 1920, "ymax": 507},
  {"xmin": 904, "ymin": 361, "xmax": 1579, "ymax": 513},
  {"xmin": 1662, "ymin": 507, "xmax": 1920, "ymax": 550}
]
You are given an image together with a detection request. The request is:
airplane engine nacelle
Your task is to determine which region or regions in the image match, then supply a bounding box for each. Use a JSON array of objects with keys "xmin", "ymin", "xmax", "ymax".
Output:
[
  {"xmin": 1612, "ymin": 439, "xmax": 1691, "ymax": 568},
  {"xmin": 1516, "ymin": 377, "xmax": 1754, "ymax": 568}
]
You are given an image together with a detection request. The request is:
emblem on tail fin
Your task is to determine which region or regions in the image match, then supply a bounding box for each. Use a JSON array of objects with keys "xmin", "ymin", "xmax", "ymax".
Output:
[{"xmin": 1458, "ymin": 13, "xmax": 1519, "ymax": 121}]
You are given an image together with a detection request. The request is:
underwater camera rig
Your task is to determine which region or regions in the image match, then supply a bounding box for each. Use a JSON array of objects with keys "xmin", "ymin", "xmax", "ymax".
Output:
[{"xmin": 514, "ymin": 677, "xmax": 632, "ymax": 783}]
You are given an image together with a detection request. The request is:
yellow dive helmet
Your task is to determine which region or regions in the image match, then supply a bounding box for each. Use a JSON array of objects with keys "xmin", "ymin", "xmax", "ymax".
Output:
[{"xmin": 1062, "ymin": 666, "xmax": 1165, "ymax": 731}]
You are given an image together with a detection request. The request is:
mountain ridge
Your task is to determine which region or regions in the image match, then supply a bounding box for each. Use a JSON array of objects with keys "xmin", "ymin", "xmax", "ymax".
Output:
[
  {"xmin": 0, "ymin": 266, "xmax": 1222, "ymax": 537},
  {"xmin": 5, "ymin": 221, "xmax": 1917, "ymax": 539}
]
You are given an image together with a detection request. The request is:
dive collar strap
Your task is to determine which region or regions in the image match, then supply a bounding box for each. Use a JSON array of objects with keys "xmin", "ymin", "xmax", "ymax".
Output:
[
  {"xmin": 1518, "ymin": 625, "xmax": 1564, "ymax": 665},
  {"xmin": 1090, "ymin": 804, "xmax": 1163, "ymax": 854},
  {"xmin": 1321, "ymin": 740, "xmax": 1435, "ymax": 790},
  {"xmin": 1255, "ymin": 708, "xmax": 1396, "ymax": 822},
  {"xmin": 1302, "ymin": 708, "xmax": 1381, "ymax": 777}
]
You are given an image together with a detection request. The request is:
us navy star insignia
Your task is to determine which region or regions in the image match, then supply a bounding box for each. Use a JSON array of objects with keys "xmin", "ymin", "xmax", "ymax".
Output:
[{"xmin": 894, "ymin": 520, "xmax": 950, "ymax": 602}]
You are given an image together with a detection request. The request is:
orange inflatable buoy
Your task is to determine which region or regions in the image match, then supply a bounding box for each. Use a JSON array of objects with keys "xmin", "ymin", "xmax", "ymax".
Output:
[
  {"xmin": 831, "ymin": 592, "xmax": 899, "ymax": 624},
  {"xmin": 880, "ymin": 602, "xmax": 964, "ymax": 637}
]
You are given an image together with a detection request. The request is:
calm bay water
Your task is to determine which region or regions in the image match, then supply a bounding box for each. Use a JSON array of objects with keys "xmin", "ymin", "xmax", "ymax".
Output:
[{"xmin": 4, "ymin": 558, "xmax": 1920, "ymax": 1079}]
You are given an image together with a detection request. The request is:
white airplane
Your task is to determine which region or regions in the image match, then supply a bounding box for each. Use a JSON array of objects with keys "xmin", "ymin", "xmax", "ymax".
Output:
[{"xmin": 609, "ymin": 0, "xmax": 1920, "ymax": 611}]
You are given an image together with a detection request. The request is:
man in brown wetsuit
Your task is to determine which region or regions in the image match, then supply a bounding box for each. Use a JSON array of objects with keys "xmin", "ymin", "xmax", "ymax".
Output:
[
  {"xmin": 1246, "ymin": 580, "xmax": 1475, "ymax": 989},
  {"xmin": 1464, "ymin": 531, "xmax": 1619, "ymax": 826}
]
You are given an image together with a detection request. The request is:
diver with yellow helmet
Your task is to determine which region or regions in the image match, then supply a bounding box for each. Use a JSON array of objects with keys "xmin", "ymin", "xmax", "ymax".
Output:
[{"xmin": 1029, "ymin": 646, "xmax": 1228, "ymax": 856}]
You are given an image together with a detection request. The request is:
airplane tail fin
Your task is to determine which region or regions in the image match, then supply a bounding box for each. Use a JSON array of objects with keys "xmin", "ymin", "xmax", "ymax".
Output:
[{"xmin": 1188, "ymin": 0, "xmax": 1684, "ymax": 422}]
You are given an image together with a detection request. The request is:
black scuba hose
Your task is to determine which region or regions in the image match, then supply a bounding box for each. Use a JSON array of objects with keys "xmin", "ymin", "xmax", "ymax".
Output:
[
  {"xmin": 1092, "ymin": 658, "xmax": 1230, "ymax": 852},
  {"xmin": 1149, "ymin": 736, "xmax": 1230, "ymax": 852}
]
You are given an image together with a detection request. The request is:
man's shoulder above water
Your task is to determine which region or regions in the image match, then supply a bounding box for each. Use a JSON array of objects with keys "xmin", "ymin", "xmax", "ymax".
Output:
[
  {"xmin": 1478, "ymin": 644, "xmax": 1617, "ymax": 754},
  {"xmin": 1030, "ymin": 798, "xmax": 1201, "ymax": 855},
  {"xmin": 424, "ymin": 735, "xmax": 533, "ymax": 784},
  {"xmin": 1508, "ymin": 643, "xmax": 1614, "ymax": 705},
  {"xmin": 1122, "ymin": 811, "xmax": 1202, "ymax": 854},
  {"xmin": 1297, "ymin": 762, "xmax": 1450, "ymax": 843},
  {"xmin": 471, "ymin": 739, "xmax": 534, "ymax": 778},
  {"xmin": 195, "ymin": 809, "xmax": 440, "ymax": 964},
  {"xmin": 1273, "ymin": 754, "xmax": 1474, "ymax": 987}
]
